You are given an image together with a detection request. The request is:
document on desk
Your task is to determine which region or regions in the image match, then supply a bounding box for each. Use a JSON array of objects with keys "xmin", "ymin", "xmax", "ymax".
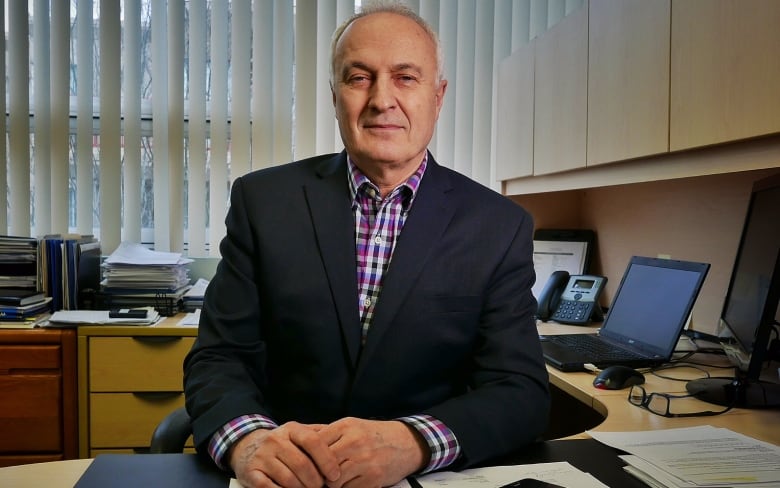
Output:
[
  {"xmin": 227, "ymin": 463, "xmax": 607, "ymax": 488},
  {"xmin": 46, "ymin": 308, "xmax": 162, "ymax": 326},
  {"xmin": 531, "ymin": 240, "xmax": 588, "ymax": 300},
  {"xmin": 391, "ymin": 461, "xmax": 608, "ymax": 487},
  {"xmin": 588, "ymin": 426, "xmax": 780, "ymax": 487}
]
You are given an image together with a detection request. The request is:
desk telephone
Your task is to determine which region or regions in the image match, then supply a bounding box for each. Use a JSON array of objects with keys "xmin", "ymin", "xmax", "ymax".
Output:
[{"xmin": 536, "ymin": 270, "xmax": 606, "ymax": 324}]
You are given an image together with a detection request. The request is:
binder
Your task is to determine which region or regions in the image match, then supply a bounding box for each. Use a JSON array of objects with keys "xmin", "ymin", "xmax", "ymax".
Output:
[{"xmin": 74, "ymin": 453, "xmax": 228, "ymax": 488}]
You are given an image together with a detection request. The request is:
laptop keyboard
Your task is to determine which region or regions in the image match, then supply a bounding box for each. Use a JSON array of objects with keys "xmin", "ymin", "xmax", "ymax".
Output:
[{"xmin": 545, "ymin": 334, "xmax": 645, "ymax": 361}]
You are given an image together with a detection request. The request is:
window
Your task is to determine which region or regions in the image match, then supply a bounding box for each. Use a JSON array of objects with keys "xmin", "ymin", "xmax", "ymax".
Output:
[{"xmin": 3, "ymin": 0, "xmax": 580, "ymax": 255}]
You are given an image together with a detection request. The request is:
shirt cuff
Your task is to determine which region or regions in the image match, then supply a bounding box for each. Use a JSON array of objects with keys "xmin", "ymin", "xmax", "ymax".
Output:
[
  {"xmin": 208, "ymin": 414, "xmax": 279, "ymax": 470},
  {"xmin": 397, "ymin": 414, "xmax": 461, "ymax": 473}
]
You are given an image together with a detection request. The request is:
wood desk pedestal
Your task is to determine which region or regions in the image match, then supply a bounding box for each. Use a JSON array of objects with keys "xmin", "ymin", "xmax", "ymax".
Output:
[
  {"xmin": 77, "ymin": 319, "xmax": 197, "ymax": 458},
  {"xmin": 0, "ymin": 328, "xmax": 78, "ymax": 467}
]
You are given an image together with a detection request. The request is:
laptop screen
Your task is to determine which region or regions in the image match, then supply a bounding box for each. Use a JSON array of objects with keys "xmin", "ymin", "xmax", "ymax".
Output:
[{"xmin": 600, "ymin": 257, "xmax": 710, "ymax": 358}]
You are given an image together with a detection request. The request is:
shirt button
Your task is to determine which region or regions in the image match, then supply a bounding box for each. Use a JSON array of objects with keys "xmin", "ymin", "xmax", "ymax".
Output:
[
  {"xmin": 364, "ymin": 298, "xmax": 372, "ymax": 307},
  {"xmin": 374, "ymin": 236, "xmax": 382, "ymax": 244}
]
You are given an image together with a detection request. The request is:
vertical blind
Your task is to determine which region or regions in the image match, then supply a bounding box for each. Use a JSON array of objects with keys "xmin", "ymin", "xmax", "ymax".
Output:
[{"xmin": 2, "ymin": 0, "xmax": 583, "ymax": 255}]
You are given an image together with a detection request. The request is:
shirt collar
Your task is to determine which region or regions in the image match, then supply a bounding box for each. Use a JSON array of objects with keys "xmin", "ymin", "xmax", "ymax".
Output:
[{"xmin": 347, "ymin": 154, "xmax": 428, "ymax": 210}]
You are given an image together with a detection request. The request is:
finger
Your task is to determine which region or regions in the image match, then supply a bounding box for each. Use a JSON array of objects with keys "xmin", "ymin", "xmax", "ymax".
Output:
[
  {"xmin": 325, "ymin": 459, "xmax": 361, "ymax": 488},
  {"xmin": 237, "ymin": 464, "xmax": 283, "ymax": 488},
  {"xmin": 289, "ymin": 426, "xmax": 342, "ymax": 482},
  {"xmin": 317, "ymin": 419, "xmax": 351, "ymax": 447},
  {"xmin": 275, "ymin": 442, "xmax": 327, "ymax": 488}
]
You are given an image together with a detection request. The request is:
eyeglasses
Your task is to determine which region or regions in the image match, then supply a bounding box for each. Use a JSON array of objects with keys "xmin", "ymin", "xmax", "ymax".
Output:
[{"xmin": 628, "ymin": 385, "xmax": 733, "ymax": 418}]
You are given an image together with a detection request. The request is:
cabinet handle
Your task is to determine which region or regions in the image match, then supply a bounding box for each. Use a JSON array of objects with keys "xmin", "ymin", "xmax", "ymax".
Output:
[
  {"xmin": 132, "ymin": 391, "xmax": 182, "ymax": 401},
  {"xmin": 132, "ymin": 336, "xmax": 182, "ymax": 344}
]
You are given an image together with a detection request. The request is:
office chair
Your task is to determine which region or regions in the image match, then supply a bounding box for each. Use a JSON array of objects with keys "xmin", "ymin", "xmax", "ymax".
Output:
[{"xmin": 149, "ymin": 406, "xmax": 192, "ymax": 453}]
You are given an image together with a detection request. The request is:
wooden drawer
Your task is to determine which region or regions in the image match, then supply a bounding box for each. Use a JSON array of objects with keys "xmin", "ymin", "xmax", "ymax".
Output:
[
  {"xmin": 89, "ymin": 336, "xmax": 195, "ymax": 392},
  {"xmin": 0, "ymin": 453, "xmax": 63, "ymax": 468},
  {"xmin": 89, "ymin": 392, "xmax": 192, "ymax": 448},
  {"xmin": 0, "ymin": 344, "xmax": 60, "ymax": 370},
  {"xmin": 0, "ymin": 375, "xmax": 62, "ymax": 452}
]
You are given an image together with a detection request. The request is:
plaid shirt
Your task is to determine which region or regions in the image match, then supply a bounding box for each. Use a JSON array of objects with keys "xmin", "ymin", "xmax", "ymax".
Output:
[{"xmin": 208, "ymin": 155, "xmax": 460, "ymax": 473}]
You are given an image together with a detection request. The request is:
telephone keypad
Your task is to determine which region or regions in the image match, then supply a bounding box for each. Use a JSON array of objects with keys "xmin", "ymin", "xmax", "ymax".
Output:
[{"xmin": 551, "ymin": 299, "xmax": 593, "ymax": 324}]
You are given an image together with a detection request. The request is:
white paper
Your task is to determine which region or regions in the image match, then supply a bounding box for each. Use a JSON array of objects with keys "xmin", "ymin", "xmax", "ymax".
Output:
[
  {"xmin": 415, "ymin": 461, "xmax": 608, "ymax": 488},
  {"xmin": 47, "ymin": 308, "xmax": 161, "ymax": 325},
  {"xmin": 184, "ymin": 278, "xmax": 210, "ymax": 297},
  {"xmin": 104, "ymin": 241, "xmax": 194, "ymax": 265},
  {"xmin": 177, "ymin": 309, "xmax": 201, "ymax": 326},
  {"xmin": 230, "ymin": 476, "xmax": 412, "ymax": 488},
  {"xmin": 588, "ymin": 426, "xmax": 780, "ymax": 486},
  {"xmin": 532, "ymin": 240, "xmax": 588, "ymax": 299},
  {"xmin": 227, "ymin": 463, "xmax": 606, "ymax": 488}
]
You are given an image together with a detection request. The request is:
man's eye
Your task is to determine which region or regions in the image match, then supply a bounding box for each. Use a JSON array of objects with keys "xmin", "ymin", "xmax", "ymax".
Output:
[{"xmin": 347, "ymin": 75, "xmax": 370, "ymax": 84}]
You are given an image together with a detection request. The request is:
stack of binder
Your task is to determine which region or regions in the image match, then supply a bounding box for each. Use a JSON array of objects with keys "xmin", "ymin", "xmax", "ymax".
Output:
[
  {"xmin": 39, "ymin": 234, "xmax": 102, "ymax": 311},
  {"xmin": 0, "ymin": 236, "xmax": 52, "ymax": 327},
  {"xmin": 0, "ymin": 235, "xmax": 40, "ymax": 289},
  {"xmin": 98, "ymin": 242, "xmax": 192, "ymax": 316}
]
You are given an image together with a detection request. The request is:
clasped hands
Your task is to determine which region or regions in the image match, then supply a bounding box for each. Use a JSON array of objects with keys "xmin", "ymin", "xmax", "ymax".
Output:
[{"xmin": 229, "ymin": 417, "xmax": 428, "ymax": 488}]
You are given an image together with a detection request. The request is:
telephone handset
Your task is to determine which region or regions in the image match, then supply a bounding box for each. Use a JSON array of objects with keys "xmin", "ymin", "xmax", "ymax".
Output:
[{"xmin": 536, "ymin": 270, "xmax": 607, "ymax": 325}]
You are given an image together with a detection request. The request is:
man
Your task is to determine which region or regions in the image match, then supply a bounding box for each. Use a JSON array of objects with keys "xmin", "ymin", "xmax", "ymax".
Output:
[{"xmin": 184, "ymin": 3, "xmax": 550, "ymax": 488}]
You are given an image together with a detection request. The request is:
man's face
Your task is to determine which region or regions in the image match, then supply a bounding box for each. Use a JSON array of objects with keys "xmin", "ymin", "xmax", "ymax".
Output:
[{"xmin": 332, "ymin": 12, "xmax": 447, "ymax": 172}]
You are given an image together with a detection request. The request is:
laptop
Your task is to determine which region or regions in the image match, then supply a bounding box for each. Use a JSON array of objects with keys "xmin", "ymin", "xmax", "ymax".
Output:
[{"xmin": 540, "ymin": 256, "xmax": 711, "ymax": 372}]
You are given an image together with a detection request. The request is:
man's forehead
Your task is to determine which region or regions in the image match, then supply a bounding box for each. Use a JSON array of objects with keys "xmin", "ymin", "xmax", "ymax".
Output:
[
  {"xmin": 337, "ymin": 12, "xmax": 434, "ymax": 54},
  {"xmin": 335, "ymin": 13, "xmax": 436, "ymax": 70}
]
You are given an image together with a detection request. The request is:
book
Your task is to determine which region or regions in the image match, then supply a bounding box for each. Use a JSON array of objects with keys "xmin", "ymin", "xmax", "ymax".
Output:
[
  {"xmin": 0, "ymin": 288, "xmax": 46, "ymax": 306},
  {"xmin": 0, "ymin": 297, "xmax": 53, "ymax": 318},
  {"xmin": 0, "ymin": 312, "xmax": 51, "ymax": 329},
  {"xmin": 73, "ymin": 453, "xmax": 228, "ymax": 488}
]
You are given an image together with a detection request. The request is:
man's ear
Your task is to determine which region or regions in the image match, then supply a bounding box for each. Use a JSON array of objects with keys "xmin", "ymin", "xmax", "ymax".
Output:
[{"xmin": 435, "ymin": 79, "xmax": 448, "ymax": 111}]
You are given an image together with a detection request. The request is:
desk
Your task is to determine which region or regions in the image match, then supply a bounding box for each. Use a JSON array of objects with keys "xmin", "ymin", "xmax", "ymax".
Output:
[
  {"xmin": 0, "ymin": 440, "xmax": 647, "ymax": 488},
  {"xmin": 539, "ymin": 321, "xmax": 780, "ymax": 446},
  {"xmin": 0, "ymin": 458, "xmax": 91, "ymax": 487},
  {"xmin": 2, "ymin": 321, "xmax": 777, "ymax": 486}
]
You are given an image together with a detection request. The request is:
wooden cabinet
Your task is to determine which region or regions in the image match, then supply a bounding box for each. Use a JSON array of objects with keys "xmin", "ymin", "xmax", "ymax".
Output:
[
  {"xmin": 77, "ymin": 322, "xmax": 196, "ymax": 457},
  {"xmin": 670, "ymin": 0, "xmax": 780, "ymax": 151},
  {"xmin": 0, "ymin": 329, "xmax": 78, "ymax": 467},
  {"xmin": 587, "ymin": 0, "xmax": 670, "ymax": 166},
  {"xmin": 533, "ymin": 3, "xmax": 588, "ymax": 175},
  {"xmin": 495, "ymin": 42, "xmax": 534, "ymax": 180},
  {"xmin": 497, "ymin": 0, "xmax": 780, "ymax": 193}
]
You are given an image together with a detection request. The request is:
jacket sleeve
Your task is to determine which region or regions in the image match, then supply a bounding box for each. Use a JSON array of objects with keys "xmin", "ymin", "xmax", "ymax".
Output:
[
  {"xmin": 421, "ymin": 207, "xmax": 551, "ymax": 468},
  {"xmin": 183, "ymin": 175, "xmax": 273, "ymax": 452}
]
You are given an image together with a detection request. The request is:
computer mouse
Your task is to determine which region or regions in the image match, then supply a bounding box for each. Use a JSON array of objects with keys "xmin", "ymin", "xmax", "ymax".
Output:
[{"xmin": 592, "ymin": 365, "xmax": 645, "ymax": 390}]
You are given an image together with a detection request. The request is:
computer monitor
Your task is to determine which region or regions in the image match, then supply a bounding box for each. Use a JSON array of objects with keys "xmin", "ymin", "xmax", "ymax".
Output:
[{"xmin": 686, "ymin": 172, "xmax": 780, "ymax": 408}]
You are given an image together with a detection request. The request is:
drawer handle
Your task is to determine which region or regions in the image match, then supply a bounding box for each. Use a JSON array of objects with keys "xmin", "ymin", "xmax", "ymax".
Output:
[
  {"xmin": 132, "ymin": 391, "xmax": 182, "ymax": 401},
  {"xmin": 132, "ymin": 336, "xmax": 183, "ymax": 344}
]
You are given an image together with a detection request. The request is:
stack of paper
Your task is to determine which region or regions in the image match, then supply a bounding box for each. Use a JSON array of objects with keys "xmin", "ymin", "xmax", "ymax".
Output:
[
  {"xmin": 99, "ymin": 242, "xmax": 193, "ymax": 314},
  {"xmin": 588, "ymin": 426, "xmax": 780, "ymax": 488}
]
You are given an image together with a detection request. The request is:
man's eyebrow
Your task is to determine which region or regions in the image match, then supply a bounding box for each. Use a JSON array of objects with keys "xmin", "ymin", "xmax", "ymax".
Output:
[
  {"xmin": 390, "ymin": 63, "xmax": 423, "ymax": 75},
  {"xmin": 340, "ymin": 61, "xmax": 424, "ymax": 77},
  {"xmin": 341, "ymin": 61, "xmax": 372, "ymax": 77}
]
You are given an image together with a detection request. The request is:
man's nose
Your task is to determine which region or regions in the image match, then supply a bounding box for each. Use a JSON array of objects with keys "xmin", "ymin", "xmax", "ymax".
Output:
[{"xmin": 368, "ymin": 78, "xmax": 396, "ymax": 111}]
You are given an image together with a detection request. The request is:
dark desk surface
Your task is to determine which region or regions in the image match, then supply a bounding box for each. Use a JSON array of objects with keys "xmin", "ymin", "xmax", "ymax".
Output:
[
  {"xmin": 1, "ymin": 439, "xmax": 640, "ymax": 488},
  {"xmin": 495, "ymin": 439, "xmax": 644, "ymax": 488}
]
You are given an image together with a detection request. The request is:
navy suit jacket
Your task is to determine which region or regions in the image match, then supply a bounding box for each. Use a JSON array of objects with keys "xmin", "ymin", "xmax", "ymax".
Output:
[{"xmin": 183, "ymin": 151, "xmax": 550, "ymax": 468}]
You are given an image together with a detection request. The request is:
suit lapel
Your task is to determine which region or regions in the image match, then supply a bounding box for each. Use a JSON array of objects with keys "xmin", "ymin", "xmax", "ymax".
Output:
[
  {"xmin": 304, "ymin": 153, "xmax": 362, "ymax": 368},
  {"xmin": 356, "ymin": 158, "xmax": 455, "ymax": 373}
]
